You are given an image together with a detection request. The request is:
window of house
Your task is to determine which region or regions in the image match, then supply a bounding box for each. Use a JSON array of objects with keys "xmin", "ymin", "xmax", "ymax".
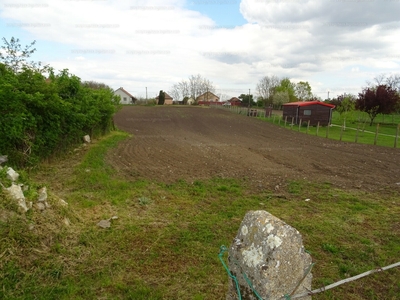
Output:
[
  {"xmin": 123, "ymin": 97, "xmax": 127, "ymax": 102},
  {"xmin": 304, "ymin": 109, "xmax": 311, "ymax": 116}
]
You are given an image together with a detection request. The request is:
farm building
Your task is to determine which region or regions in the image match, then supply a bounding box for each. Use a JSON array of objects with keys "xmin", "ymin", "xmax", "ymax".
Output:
[{"xmin": 282, "ymin": 101, "xmax": 335, "ymax": 126}]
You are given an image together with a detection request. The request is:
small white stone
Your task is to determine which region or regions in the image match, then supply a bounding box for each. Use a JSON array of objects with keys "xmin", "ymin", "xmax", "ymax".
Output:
[
  {"xmin": 59, "ymin": 199, "xmax": 68, "ymax": 207},
  {"xmin": 35, "ymin": 202, "xmax": 46, "ymax": 211},
  {"xmin": 83, "ymin": 135, "xmax": 91, "ymax": 143},
  {"xmin": 38, "ymin": 187, "xmax": 47, "ymax": 202},
  {"xmin": 97, "ymin": 219, "xmax": 111, "ymax": 228},
  {"xmin": 6, "ymin": 167, "xmax": 19, "ymax": 181},
  {"xmin": 305, "ymin": 198, "xmax": 310, "ymax": 202},
  {"xmin": 6, "ymin": 183, "xmax": 28, "ymax": 212}
]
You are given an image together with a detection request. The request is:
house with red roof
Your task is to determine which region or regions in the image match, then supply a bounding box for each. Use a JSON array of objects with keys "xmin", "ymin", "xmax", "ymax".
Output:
[
  {"xmin": 282, "ymin": 101, "xmax": 335, "ymax": 126},
  {"xmin": 155, "ymin": 92, "xmax": 174, "ymax": 105}
]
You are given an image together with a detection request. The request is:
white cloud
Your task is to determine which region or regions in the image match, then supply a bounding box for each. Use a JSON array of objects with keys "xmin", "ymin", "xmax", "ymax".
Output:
[{"xmin": 0, "ymin": 0, "xmax": 399, "ymax": 99}]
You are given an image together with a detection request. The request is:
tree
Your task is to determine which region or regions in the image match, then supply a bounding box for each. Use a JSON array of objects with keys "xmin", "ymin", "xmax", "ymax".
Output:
[
  {"xmin": 158, "ymin": 90, "xmax": 165, "ymax": 105},
  {"xmin": 272, "ymin": 91, "xmax": 290, "ymax": 109},
  {"xmin": 83, "ymin": 80, "xmax": 112, "ymax": 90},
  {"xmin": 169, "ymin": 75, "xmax": 214, "ymax": 102},
  {"xmin": 169, "ymin": 83, "xmax": 181, "ymax": 102},
  {"xmin": 0, "ymin": 37, "xmax": 40, "ymax": 73},
  {"xmin": 255, "ymin": 75, "xmax": 280, "ymax": 107},
  {"xmin": 256, "ymin": 96, "xmax": 264, "ymax": 107},
  {"xmin": 188, "ymin": 74, "xmax": 215, "ymax": 101},
  {"xmin": 356, "ymin": 85, "xmax": 399, "ymax": 126},
  {"xmin": 330, "ymin": 94, "xmax": 356, "ymax": 130},
  {"xmin": 238, "ymin": 93, "xmax": 254, "ymax": 106},
  {"xmin": 275, "ymin": 78, "xmax": 297, "ymax": 102},
  {"xmin": 295, "ymin": 81, "xmax": 313, "ymax": 101},
  {"xmin": 367, "ymin": 73, "xmax": 400, "ymax": 92},
  {"xmin": 385, "ymin": 74, "xmax": 400, "ymax": 92}
]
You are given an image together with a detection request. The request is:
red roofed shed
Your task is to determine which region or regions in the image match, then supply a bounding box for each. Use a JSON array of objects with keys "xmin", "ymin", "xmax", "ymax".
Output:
[{"xmin": 283, "ymin": 101, "xmax": 335, "ymax": 126}]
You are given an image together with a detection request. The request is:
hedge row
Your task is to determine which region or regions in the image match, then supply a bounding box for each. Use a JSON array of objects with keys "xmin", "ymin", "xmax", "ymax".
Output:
[{"xmin": 0, "ymin": 64, "xmax": 120, "ymax": 166}]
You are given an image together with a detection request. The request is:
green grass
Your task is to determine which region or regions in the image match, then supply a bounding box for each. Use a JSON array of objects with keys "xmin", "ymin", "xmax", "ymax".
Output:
[
  {"xmin": 258, "ymin": 111, "xmax": 400, "ymax": 148},
  {"xmin": 0, "ymin": 131, "xmax": 399, "ymax": 299}
]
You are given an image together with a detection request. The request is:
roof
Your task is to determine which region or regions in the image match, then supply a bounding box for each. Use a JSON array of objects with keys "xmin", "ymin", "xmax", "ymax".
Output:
[
  {"xmin": 228, "ymin": 97, "xmax": 241, "ymax": 102},
  {"xmin": 115, "ymin": 87, "xmax": 136, "ymax": 99},
  {"xmin": 156, "ymin": 92, "xmax": 173, "ymax": 100},
  {"xmin": 196, "ymin": 91, "xmax": 220, "ymax": 100},
  {"xmin": 283, "ymin": 101, "xmax": 335, "ymax": 108}
]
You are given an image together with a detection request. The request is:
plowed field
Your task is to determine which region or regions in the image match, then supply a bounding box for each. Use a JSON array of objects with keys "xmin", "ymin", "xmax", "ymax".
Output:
[{"xmin": 109, "ymin": 106, "xmax": 400, "ymax": 193}]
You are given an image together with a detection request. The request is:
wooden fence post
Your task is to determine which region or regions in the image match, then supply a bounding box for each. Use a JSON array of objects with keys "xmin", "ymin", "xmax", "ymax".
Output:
[
  {"xmin": 340, "ymin": 124, "xmax": 344, "ymax": 141},
  {"xmin": 395, "ymin": 124, "xmax": 399, "ymax": 148},
  {"xmin": 291, "ymin": 117, "xmax": 294, "ymax": 130},
  {"xmin": 298, "ymin": 119, "xmax": 302, "ymax": 132},
  {"xmin": 316, "ymin": 122, "xmax": 320, "ymax": 136},
  {"xmin": 355, "ymin": 123, "xmax": 360, "ymax": 143},
  {"xmin": 306, "ymin": 120, "xmax": 310, "ymax": 134},
  {"xmin": 374, "ymin": 123, "xmax": 379, "ymax": 145},
  {"xmin": 284, "ymin": 116, "xmax": 287, "ymax": 127}
]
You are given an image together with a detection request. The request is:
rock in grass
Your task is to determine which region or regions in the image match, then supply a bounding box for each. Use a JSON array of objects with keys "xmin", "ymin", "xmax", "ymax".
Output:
[
  {"xmin": 5, "ymin": 183, "xmax": 29, "ymax": 212},
  {"xmin": 6, "ymin": 167, "xmax": 19, "ymax": 182},
  {"xmin": 83, "ymin": 135, "xmax": 91, "ymax": 143},
  {"xmin": 35, "ymin": 202, "xmax": 46, "ymax": 211},
  {"xmin": 0, "ymin": 155, "xmax": 7, "ymax": 165},
  {"xmin": 226, "ymin": 210, "xmax": 312, "ymax": 300},
  {"xmin": 38, "ymin": 187, "xmax": 47, "ymax": 202},
  {"xmin": 59, "ymin": 199, "xmax": 68, "ymax": 207},
  {"xmin": 97, "ymin": 219, "xmax": 111, "ymax": 229}
]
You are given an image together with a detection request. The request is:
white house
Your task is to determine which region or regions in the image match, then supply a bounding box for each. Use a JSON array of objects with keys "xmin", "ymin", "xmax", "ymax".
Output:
[
  {"xmin": 114, "ymin": 87, "xmax": 137, "ymax": 105},
  {"xmin": 187, "ymin": 97, "xmax": 195, "ymax": 105}
]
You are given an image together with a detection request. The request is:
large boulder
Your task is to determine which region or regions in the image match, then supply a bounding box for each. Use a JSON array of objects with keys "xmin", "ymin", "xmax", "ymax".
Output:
[{"xmin": 226, "ymin": 210, "xmax": 312, "ymax": 300}]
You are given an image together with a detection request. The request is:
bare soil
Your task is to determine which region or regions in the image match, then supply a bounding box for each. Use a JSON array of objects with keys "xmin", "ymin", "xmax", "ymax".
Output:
[{"xmin": 109, "ymin": 106, "xmax": 400, "ymax": 193}]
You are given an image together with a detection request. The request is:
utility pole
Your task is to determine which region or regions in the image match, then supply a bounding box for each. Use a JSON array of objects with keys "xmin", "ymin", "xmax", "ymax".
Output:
[
  {"xmin": 146, "ymin": 87, "xmax": 148, "ymax": 100},
  {"xmin": 327, "ymin": 91, "xmax": 330, "ymax": 100},
  {"xmin": 247, "ymin": 88, "xmax": 251, "ymax": 116}
]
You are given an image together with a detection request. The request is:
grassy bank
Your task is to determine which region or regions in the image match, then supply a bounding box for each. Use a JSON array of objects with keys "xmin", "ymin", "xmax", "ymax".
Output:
[{"xmin": 1, "ymin": 131, "xmax": 399, "ymax": 299}]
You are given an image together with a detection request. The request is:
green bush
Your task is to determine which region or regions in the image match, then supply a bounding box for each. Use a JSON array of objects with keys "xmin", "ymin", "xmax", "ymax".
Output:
[{"xmin": 0, "ymin": 64, "xmax": 120, "ymax": 166}]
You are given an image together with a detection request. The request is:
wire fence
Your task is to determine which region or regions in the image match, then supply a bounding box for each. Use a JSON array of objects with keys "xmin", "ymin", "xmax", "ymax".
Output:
[
  {"xmin": 212, "ymin": 105, "xmax": 400, "ymax": 148},
  {"xmin": 219, "ymin": 245, "xmax": 400, "ymax": 300}
]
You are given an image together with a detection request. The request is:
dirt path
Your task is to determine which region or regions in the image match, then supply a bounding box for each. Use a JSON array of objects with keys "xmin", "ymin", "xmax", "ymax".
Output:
[{"xmin": 109, "ymin": 106, "xmax": 400, "ymax": 193}]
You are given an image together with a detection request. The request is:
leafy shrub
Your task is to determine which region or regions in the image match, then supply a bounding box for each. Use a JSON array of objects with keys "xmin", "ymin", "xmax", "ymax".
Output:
[{"xmin": 0, "ymin": 64, "xmax": 120, "ymax": 166}]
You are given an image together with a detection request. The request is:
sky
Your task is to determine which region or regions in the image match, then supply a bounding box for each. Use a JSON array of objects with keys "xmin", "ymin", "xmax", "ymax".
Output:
[{"xmin": 1, "ymin": 0, "xmax": 399, "ymax": 100}]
